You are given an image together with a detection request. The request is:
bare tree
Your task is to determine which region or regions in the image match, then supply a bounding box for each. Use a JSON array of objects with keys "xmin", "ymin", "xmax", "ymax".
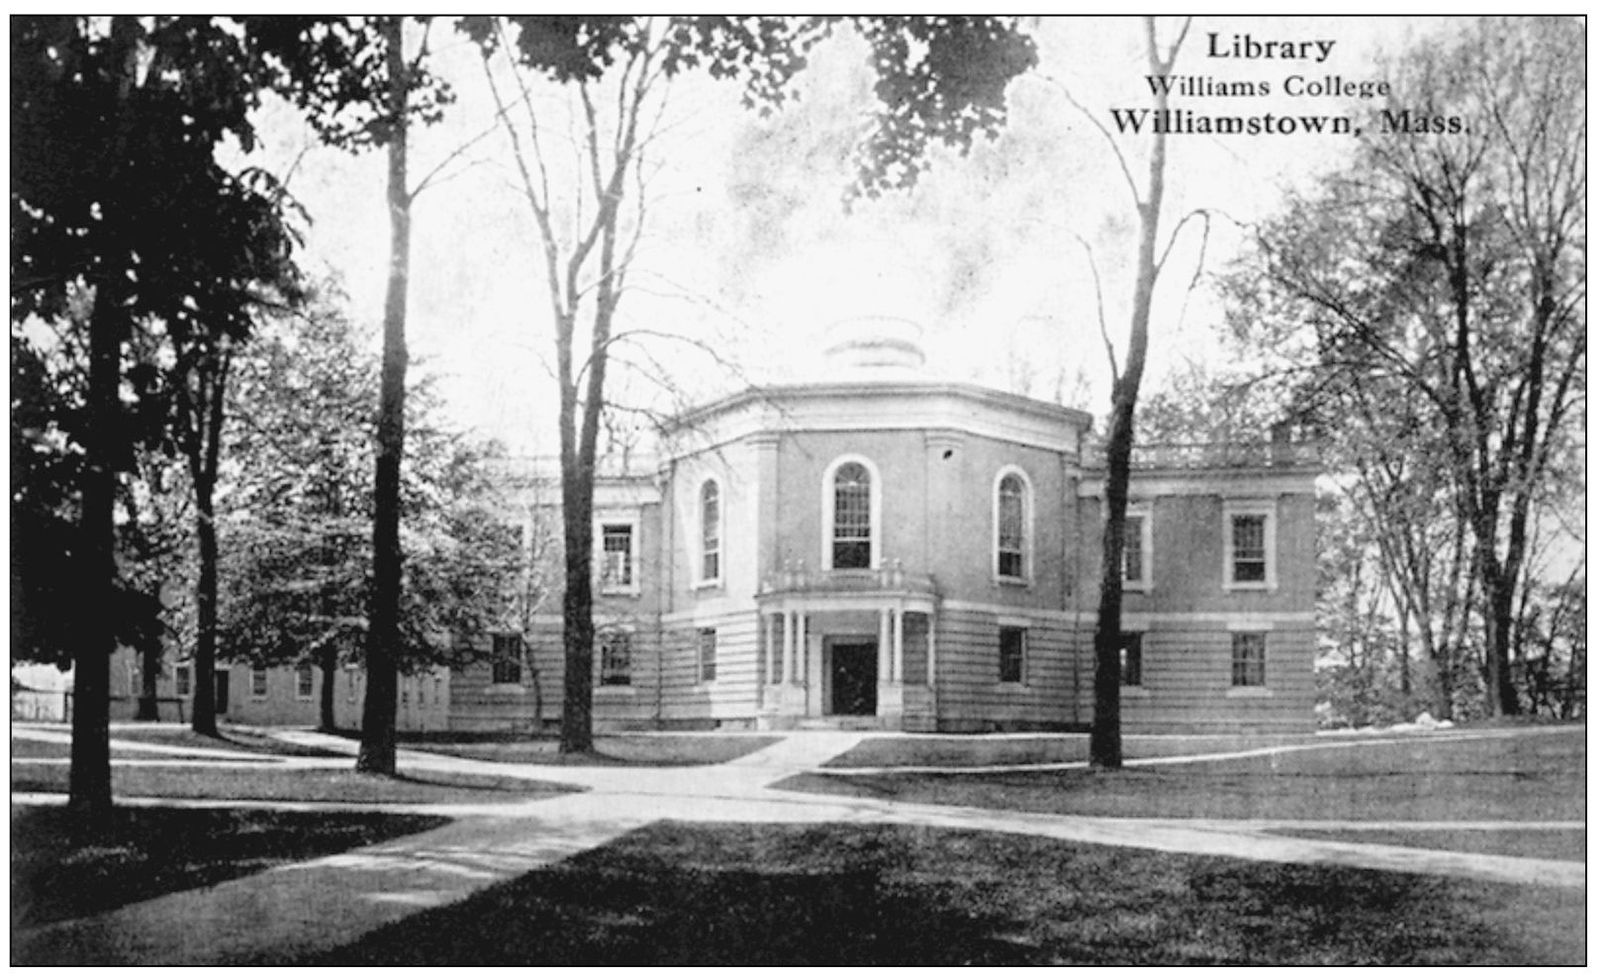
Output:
[
  {"xmin": 1227, "ymin": 18, "xmax": 1584, "ymax": 718},
  {"xmin": 1051, "ymin": 17, "xmax": 1207, "ymax": 768}
]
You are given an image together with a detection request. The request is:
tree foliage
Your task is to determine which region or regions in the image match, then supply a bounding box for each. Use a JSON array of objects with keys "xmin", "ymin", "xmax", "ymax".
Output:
[
  {"xmin": 1224, "ymin": 17, "xmax": 1584, "ymax": 719},
  {"xmin": 217, "ymin": 293, "xmax": 519, "ymax": 729},
  {"xmin": 11, "ymin": 15, "xmax": 303, "ymax": 812},
  {"xmin": 245, "ymin": 15, "xmax": 463, "ymax": 772}
]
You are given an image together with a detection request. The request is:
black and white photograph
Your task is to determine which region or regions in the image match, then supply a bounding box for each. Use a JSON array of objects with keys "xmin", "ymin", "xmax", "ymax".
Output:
[{"xmin": 10, "ymin": 13, "xmax": 1586, "ymax": 965}]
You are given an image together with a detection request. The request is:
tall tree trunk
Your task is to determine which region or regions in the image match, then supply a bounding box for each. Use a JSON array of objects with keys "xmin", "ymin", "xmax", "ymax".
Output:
[
  {"xmin": 191, "ymin": 494, "xmax": 221, "ymax": 735},
  {"xmin": 68, "ymin": 13, "xmax": 143, "ymax": 819},
  {"xmin": 70, "ymin": 287, "xmax": 122, "ymax": 816},
  {"xmin": 319, "ymin": 644, "xmax": 337, "ymax": 732},
  {"xmin": 134, "ymin": 623, "xmax": 162, "ymax": 721},
  {"xmin": 185, "ymin": 342, "xmax": 231, "ymax": 737},
  {"xmin": 357, "ymin": 16, "xmax": 410, "ymax": 775},
  {"xmin": 1090, "ymin": 17, "xmax": 1176, "ymax": 770},
  {"xmin": 559, "ymin": 457, "xmax": 595, "ymax": 753},
  {"xmin": 556, "ymin": 116, "xmax": 626, "ymax": 756},
  {"xmin": 1473, "ymin": 520, "xmax": 1519, "ymax": 717}
]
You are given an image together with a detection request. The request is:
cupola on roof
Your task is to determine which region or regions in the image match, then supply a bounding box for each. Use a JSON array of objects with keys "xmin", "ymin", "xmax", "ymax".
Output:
[{"xmin": 819, "ymin": 316, "xmax": 927, "ymax": 380}]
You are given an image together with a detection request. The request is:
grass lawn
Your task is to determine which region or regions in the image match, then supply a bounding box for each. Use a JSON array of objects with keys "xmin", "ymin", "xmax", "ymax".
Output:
[
  {"xmin": 10, "ymin": 805, "xmax": 449, "ymax": 932},
  {"xmin": 305, "ymin": 821, "xmax": 1583, "ymax": 965},
  {"xmin": 781, "ymin": 729, "xmax": 1584, "ymax": 823},
  {"xmin": 10, "ymin": 738, "xmax": 74, "ymax": 759},
  {"xmin": 11, "ymin": 764, "xmax": 581, "ymax": 804},
  {"xmin": 1267, "ymin": 828, "xmax": 1585, "ymax": 863},
  {"xmin": 396, "ymin": 734, "xmax": 780, "ymax": 767},
  {"xmin": 11, "ymin": 726, "xmax": 342, "ymax": 761}
]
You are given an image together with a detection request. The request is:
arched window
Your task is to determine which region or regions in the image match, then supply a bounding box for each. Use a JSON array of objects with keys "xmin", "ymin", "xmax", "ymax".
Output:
[
  {"xmin": 700, "ymin": 479, "xmax": 721, "ymax": 582},
  {"xmin": 832, "ymin": 461, "xmax": 873, "ymax": 569},
  {"xmin": 994, "ymin": 467, "xmax": 1032, "ymax": 582}
]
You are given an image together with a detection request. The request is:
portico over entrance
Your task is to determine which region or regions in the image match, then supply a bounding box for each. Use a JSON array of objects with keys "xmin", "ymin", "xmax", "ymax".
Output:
[{"xmin": 755, "ymin": 560, "xmax": 938, "ymax": 730}]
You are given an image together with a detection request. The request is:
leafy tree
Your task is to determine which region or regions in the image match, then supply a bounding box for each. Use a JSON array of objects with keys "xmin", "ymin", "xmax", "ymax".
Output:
[
  {"xmin": 249, "ymin": 15, "xmax": 458, "ymax": 773},
  {"xmin": 467, "ymin": 14, "xmax": 1036, "ymax": 752},
  {"xmin": 12, "ymin": 16, "xmax": 302, "ymax": 813},
  {"xmin": 1224, "ymin": 17, "xmax": 1584, "ymax": 717},
  {"xmin": 216, "ymin": 294, "xmax": 517, "ymax": 731}
]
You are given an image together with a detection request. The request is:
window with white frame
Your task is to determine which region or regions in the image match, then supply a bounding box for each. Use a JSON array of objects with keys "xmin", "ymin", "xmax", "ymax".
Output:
[
  {"xmin": 1122, "ymin": 506, "xmax": 1153, "ymax": 591},
  {"xmin": 600, "ymin": 523, "xmax": 634, "ymax": 591},
  {"xmin": 700, "ymin": 479, "xmax": 721, "ymax": 583},
  {"xmin": 174, "ymin": 664, "xmax": 192, "ymax": 697},
  {"xmin": 995, "ymin": 469, "xmax": 1029, "ymax": 581},
  {"xmin": 599, "ymin": 630, "xmax": 632, "ymax": 686},
  {"xmin": 492, "ymin": 633, "xmax": 524, "ymax": 685},
  {"xmin": 250, "ymin": 667, "xmax": 269, "ymax": 699},
  {"xmin": 295, "ymin": 662, "xmax": 315, "ymax": 700},
  {"xmin": 1224, "ymin": 502, "xmax": 1277, "ymax": 589},
  {"xmin": 697, "ymin": 628, "xmax": 718, "ymax": 682},
  {"xmin": 1231, "ymin": 632, "xmax": 1267, "ymax": 687},
  {"xmin": 830, "ymin": 461, "xmax": 874, "ymax": 569},
  {"xmin": 998, "ymin": 626, "xmax": 1027, "ymax": 684}
]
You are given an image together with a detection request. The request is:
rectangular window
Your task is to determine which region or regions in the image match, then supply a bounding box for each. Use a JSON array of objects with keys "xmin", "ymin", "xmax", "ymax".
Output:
[
  {"xmin": 997, "ymin": 476, "xmax": 1025, "ymax": 579},
  {"xmin": 697, "ymin": 628, "xmax": 718, "ymax": 683},
  {"xmin": 1231, "ymin": 514, "xmax": 1267, "ymax": 583},
  {"xmin": 250, "ymin": 667, "xmax": 269, "ymax": 699},
  {"xmin": 174, "ymin": 664, "xmax": 192, "ymax": 697},
  {"xmin": 768, "ymin": 615, "xmax": 785, "ymax": 684},
  {"xmin": 599, "ymin": 631, "xmax": 632, "ymax": 686},
  {"xmin": 701, "ymin": 482, "xmax": 721, "ymax": 582},
  {"xmin": 295, "ymin": 663, "xmax": 315, "ymax": 700},
  {"xmin": 832, "ymin": 464, "xmax": 873, "ymax": 569},
  {"xmin": 1231, "ymin": 632, "xmax": 1267, "ymax": 687},
  {"xmin": 492, "ymin": 633, "xmax": 524, "ymax": 685},
  {"xmin": 601, "ymin": 524, "xmax": 634, "ymax": 589},
  {"xmin": 1119, "ymin": 632, "xmax": 1143, "ymax": 686},
  {"xmin": 1123, "ymin": 516, "xmax": 1146, "ymax": 584},
  {"xmin": 999, "ymin": 626, "xmax": 1026, "ymax": 684},
  {"xmin": 346, "ymin": 670, "xmax": 357, "ymax": 703}
]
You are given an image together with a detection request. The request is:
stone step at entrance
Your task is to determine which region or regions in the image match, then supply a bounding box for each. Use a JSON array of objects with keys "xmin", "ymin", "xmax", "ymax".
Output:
[{"xmin": 795, "ymin": 716, "xmax": 886, "ymax": 732}]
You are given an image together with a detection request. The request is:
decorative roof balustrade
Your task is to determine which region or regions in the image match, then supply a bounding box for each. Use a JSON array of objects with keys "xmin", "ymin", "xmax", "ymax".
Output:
[
  {"xmin": 759, "ymin": 558, "xmax": 938, "ymax": 597},
  {"xmin": 1080, "ymin": 440, "xmax": 1322, "ymax": 471}
]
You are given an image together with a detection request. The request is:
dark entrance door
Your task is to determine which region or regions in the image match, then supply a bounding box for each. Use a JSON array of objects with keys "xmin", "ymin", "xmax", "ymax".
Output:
[
  {"xmin": 214, "ymin": 671, "xmax": 230, "ymax": 715},
  {"xmin": 830, "ymin": 641, "xmax": 877, "ymax": 716}
]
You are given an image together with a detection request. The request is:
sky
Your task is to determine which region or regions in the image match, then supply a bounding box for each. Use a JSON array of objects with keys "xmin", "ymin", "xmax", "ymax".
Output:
[{"xmin": 253, "ymin": 15, "xmax": 1463, "ymax": 456}]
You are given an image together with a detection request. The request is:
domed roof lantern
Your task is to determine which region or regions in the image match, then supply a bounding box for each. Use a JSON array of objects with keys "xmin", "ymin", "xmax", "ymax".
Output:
[{"xmin": 820, "ymin": 316, "xmax": 927, "ymax": 379}]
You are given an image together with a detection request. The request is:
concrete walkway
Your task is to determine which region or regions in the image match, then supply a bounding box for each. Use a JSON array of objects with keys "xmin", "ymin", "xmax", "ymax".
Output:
[{"xmin": 9, "ymin": 726, "xmax": 1585, "ymax": 965}]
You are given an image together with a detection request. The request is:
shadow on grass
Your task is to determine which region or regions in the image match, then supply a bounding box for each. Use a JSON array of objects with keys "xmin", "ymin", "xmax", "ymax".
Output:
[
  {"xmin": 11, "ymin": 765, "xmax": 581, "ymax": 804},
  {"xmin": 10, "ymin": 806, "xmax": 449, "ymax": 933},
  {"xmin": 305, "ymin": 822, "xmax": 1582, "ymax": 966}
]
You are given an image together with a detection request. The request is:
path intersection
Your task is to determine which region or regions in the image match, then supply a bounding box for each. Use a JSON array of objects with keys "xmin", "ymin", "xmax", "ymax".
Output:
[{"xmin": 8, "ymin": 724, "xmax": 1584, "ymax": 965}]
